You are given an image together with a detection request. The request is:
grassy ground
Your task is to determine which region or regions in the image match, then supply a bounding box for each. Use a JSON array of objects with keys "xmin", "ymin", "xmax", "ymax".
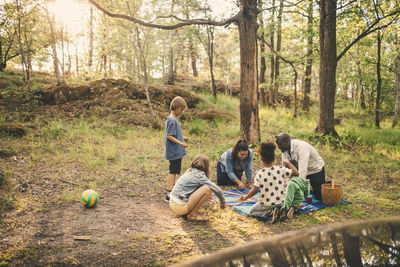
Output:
[{"xmin": 0, "ymin": 73, "xmax": 400, "ymax": 265}]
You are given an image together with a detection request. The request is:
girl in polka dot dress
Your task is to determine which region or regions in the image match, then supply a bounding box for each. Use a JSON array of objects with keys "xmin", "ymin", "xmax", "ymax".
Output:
[{"xmin": 239, "ymin": 142, "xmax": 299, "ymax": 222}]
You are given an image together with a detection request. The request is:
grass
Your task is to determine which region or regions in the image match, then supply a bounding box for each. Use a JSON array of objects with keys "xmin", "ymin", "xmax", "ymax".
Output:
[{"xmin": 1, "ymin": 78, "xmax": 400, "ymax": 265}]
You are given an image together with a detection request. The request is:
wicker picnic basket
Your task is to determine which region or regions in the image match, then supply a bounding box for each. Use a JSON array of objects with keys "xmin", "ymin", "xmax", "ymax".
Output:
[{"xmin": 321, "ymin": 179, "xmax": 343, "ymax": 205}]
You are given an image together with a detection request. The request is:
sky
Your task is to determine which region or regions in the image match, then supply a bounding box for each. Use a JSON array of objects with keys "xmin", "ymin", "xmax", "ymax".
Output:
[{"xmin": 49, "ymin": 0, "xmax": 238, "ymax": 35}]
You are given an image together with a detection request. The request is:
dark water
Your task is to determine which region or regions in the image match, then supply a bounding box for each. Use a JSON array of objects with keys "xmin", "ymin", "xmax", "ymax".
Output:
[{"xmin": 173, "ymin": 217, "xmax": 400, "ymax": 267}]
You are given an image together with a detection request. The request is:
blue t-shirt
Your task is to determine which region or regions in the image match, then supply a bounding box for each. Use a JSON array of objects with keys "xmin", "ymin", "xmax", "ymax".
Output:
[{"xmin": 164, "ymin": 115, "xmax": 186, "ymax": 160}]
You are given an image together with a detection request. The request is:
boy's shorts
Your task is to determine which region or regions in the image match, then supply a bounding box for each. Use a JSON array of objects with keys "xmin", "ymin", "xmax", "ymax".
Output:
[{"xmin": 169, "ymin": 158, "xmax": 182, "ymax": 174}]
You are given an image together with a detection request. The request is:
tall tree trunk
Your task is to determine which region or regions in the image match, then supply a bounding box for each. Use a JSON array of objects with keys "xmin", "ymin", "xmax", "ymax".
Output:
[
  {"xmin": 393, "ymin": 38, "xmax": 400, "ymax": 128},
  {"xmin": 375, "ymin": 31, "xmax": 382, "ymax": 129},
  {"xmin": 317, "ymin": 0, "xmax": 338, "ymax": 137},
  {"xmin": 166, "ymin": 0, "xmax": 176, "ymax": 85},
  {"xmin": 45, "ymin": 8, "xmax": 61, "ymax": 85},
  {"xmin": 67, "ymin": 37, "xmax": 72, "ymax": 76},
  {"xmin": 60, "ymin": 23, "xmax": 65, "ymax": 83},
  {"xmin": 293, "ymin": 68, "xmax": 298, "ymax": 117},
  {"xmin": 355, "ymin": 30, "xmax": 366, "ymax": 110},
  {"xmin": 134, "ymin": 27, "xmax": 157, "ymax": 127},
  {"xmin": 273, "ymin": 0, "xmax": 284, "ymax": 104},
  {"xmin": 268, "ymin": 0, "xmax": 276, "ymax": 107},
  {"xmin": 258, "ymin": 1, "xmax": 266, "ymax": 106},
  {"xmin": 206, "ymin": 25, "xmax": 216, "ymax": 97},
  {"xmin": 184, "ymin": 4, "xmax": 198, "ymax": 78},
  {"xmin": 237, "ymin": 0, "xmax": 260, "ymax": 144},
  {"xmin": 302, "ymin": 0, "xmax": 313, "ymax": 112},
  {"xmin": 75, "ymin": 44, "xmax": 79, "ymax": 77},
  {"xmin": 88, "ymin": 6, "xmax": 94, "ymax": 70},
  {"xmin": 0, "ymin": 40, "xmax": 4, "ymax": 71},
  {"xmin": 189, "ymin": 37, "xmax": 198, "ymax": 77},
  {"xmin": 15, "ymin": 0, "xmax": 30, "ymax": 90}
]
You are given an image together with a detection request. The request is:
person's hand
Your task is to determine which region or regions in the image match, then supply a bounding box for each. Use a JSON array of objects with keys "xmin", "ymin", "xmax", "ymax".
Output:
[
  {"xmin": 184, "ymin": 136, "xmax": 188, "ymax": 142},
  {"xmin": 181, "ymin": 142, "xmax": 188, "ymax": 147},
  {"xmin": 237, "ymin": 181, "xmax": 246, "ymax": 190},
  {"xmin": 246, "ymin": 182, "xmax": 253, "ymax": 188},
  {"xmin": 239, "ymin": 195, "xmax": 246, "ymax": 201},
  {"xmin": 220, "ymin": 203, "xmax": 227, "ymax": 210}
]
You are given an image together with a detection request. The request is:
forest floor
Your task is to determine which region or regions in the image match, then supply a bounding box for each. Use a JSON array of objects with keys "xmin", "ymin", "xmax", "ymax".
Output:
[{"xmin": 1, "ymin": 72, "xmax": 400, "ymax": 266}]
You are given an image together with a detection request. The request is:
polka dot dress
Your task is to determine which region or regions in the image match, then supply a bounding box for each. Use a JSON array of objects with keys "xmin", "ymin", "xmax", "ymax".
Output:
[{"xmin": 253, "ymin": 166, "xmax": 292, "ymax": 206}]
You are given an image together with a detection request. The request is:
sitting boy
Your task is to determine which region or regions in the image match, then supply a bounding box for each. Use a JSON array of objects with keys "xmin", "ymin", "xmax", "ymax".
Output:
[{"xmin": 279, "ymin": 160, "xmax": 310, "ymax": 220}]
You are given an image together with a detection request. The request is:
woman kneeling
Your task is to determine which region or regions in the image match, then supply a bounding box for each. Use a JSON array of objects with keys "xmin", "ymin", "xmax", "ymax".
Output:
[{"xmin": 169, "ymin": 155, "xmax": 226, "ymax": 221}]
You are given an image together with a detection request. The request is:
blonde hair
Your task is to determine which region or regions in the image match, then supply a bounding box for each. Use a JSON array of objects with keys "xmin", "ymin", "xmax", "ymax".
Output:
[
  {"xmin": 170, "ymin": 96, "xmax": 187, "ymax": 111},
  {"xmin": 190, "ymin": 154, "xmax": 210, "ymax": 178}
]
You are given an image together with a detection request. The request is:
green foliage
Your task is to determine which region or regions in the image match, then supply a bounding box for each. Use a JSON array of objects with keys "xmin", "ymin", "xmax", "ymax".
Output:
[{"xmin": 197, "ymin": 93, "xmax": 239, "ymax": 114}]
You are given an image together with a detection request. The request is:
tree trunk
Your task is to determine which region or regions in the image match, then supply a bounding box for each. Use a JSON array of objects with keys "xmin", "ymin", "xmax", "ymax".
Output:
[
  {"xmin": 134, "ymin": 26, "xmax": 157, "ymax": 127},
  {"xmin": 375, "ymin": 31, "xmax": 382, "ymax": 129},
  {"xmin": 293, "ymin": 68, "xmax": 298, "ymax": 117},
  {"xmin": 45, "ymin": 9, "xmax": 61, "ymax": 85},
  {"xmin": 75, "ymin": 44, "xmax": 79, "ymax": 77},
  {"xmin": 166, "ymin": 0, "xmax": 176, "ymax": 85},
  {"xmin": 237, "ymin": 0, "xmax": 260, "ymax": 144},
  {"xmin": 60, "ymin": 23, "xmax": 65, "ymax": 83},
  {"xmin": 258, "ymin": 1, "xmax": 266, "ymax": 106},
  {"xmin": 268, "ymin": 0, "xmax": 276, "ymax": 107},
  {"xmin": 0, "ymin": 41, "xmax": 3, "ymax": 71},
  {"xmin": 302, "ymin": 0, "xmax": 313, "ymax": 112},
  {"xmin": 206, "ymin": 26, "xmax": 216, "ymax": 97},
  {"xmin": 355, "ymin": 31, "xmax": 366, "ymax": 110},
  {"xmin": 273, "ymin": 0, "xmax": 284, "ymax": 104},
  {"xmin": 393, "ymin": 39, "xmax": 400, "ymax": 128},
  {"xmin": 317, "ymin": 0, "xmax": 338, "ymax": 137},
  {"xmin": 88, "ymin": 6, "xmax": 94, "ymax": 70},
  {"xmin": 189, "ymin": 37, "xmax": 198, "ymax": 77}
]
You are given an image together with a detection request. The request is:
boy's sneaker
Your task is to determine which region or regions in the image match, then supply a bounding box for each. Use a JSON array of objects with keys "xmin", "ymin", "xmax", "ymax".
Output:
[
  {"xmin": 164, "ymin": 194, "xmax": 170, "ymax": 203},
  {"xmin": 271, "ymin": 207, "xmax": 280, "ymax": 223},
  {"xmin": 287, "ymin": 207, "xmax": 295, "ymax": 219}
]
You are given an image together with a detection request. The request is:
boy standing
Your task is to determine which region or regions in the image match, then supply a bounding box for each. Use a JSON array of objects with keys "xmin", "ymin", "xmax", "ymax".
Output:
[{"xmin": 164, "ymin": 96, "xmax": 188, "ymax": 202}]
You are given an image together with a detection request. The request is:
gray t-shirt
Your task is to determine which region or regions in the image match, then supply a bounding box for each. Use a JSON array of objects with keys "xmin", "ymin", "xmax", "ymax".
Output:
[{"xmin": 164, "ymin": 115, "xmax": 186, "ymax": 160}]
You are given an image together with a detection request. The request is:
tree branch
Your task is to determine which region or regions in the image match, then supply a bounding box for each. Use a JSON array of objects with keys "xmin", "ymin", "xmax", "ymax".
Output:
[
  {"xmin": 337, "ymin": 9, "xmax": 400, "ymax": 62},
  {"xmin": 88, "ymin": 0, "xmax": 238, "ymax": 30}
]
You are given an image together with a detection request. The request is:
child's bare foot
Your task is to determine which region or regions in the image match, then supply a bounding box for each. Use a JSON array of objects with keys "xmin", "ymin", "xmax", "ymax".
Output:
[{"xmin": 187, "ymin": 214, "xmax": 209, "ymax": 222}]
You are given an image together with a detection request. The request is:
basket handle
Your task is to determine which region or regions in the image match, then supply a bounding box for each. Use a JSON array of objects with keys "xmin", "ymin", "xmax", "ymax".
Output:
[{"xmin": 328, "ymin": 177, "xmax": 334, "ymax": 189}]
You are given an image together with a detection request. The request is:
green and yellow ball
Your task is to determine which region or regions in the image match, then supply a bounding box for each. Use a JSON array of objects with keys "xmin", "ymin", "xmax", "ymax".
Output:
[{"xmin": 81, "ymin": 189, "xmax": 99, "ymax": 208}]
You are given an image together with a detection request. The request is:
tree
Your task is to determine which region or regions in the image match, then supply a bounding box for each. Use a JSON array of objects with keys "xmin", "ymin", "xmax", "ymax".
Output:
[
  {"xmin": 197, "ymin": 23, "xmax": 216, "ymax": 97},
  {"xmin": 302, "ymin": 0, "xmax": 314, "ymax": 112},
  {"xmin": 88, "ymin": 0, "xmax": 260, "ymax": 143},
  {"xmin": 258, "ymin": 0, "xmax": 267, "ymax": 106},
  {"xmin": 393, "ymin": 33, "xmax": 400, "ymax": 128},
  {"xmin": 43, "ymin": 2, "xmax": 61, "ymax": 85},
  {"xmin": 375, "ymin": 30, "xmax": 383, "ymax": 128},
  {"xmin": 317, "ymin": 0, "xmax": 400, "ymax": 136},
  {"xmin": 273, "ymin": 0, "xmax": 284, "ymax": 105},
  {"xmin": 317, "ymin": 0, "xmax": 338, "ymax": 136},
  {"xmin": 0, "ymin": 3, "xmax": 19, "ymax": 71}
]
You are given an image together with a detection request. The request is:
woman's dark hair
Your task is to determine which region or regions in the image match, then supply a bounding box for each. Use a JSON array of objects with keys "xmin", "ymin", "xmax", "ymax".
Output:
[
  {"xmin": 191, "ymin": 154, "xmax": 210, "ymax": 178},
  {"xmin": 256, "ymin": 142, "xmax": 276, "ymax": 164},
  {"xmin": 232, "ymin": 139, "xmax": 249, "ymax": 162}
]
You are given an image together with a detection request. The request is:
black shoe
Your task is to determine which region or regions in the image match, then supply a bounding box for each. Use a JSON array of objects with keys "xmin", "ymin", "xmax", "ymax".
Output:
[{"xmin": 164, "ymin": 194, "xmax": 170, "ymax": 203}]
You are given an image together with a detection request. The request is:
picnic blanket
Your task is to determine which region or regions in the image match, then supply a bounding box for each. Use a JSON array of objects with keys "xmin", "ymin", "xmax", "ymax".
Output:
[{"xmin": 216, "ymin": 189, "xmax": 349, "ymax": 221}]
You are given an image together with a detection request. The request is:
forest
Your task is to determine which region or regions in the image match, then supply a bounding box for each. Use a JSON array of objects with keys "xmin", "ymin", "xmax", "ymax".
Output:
[{"xmin": 0, "ymin": 0, "xmax": 400, "ymax": 266}]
